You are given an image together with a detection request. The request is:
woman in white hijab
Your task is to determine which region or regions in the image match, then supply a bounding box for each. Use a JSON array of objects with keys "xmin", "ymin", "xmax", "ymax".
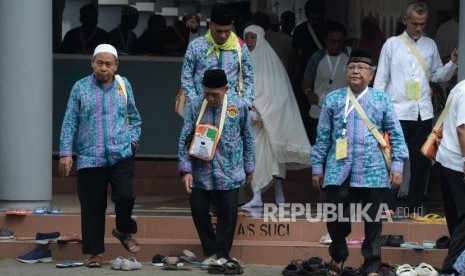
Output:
[{"xmin": 242, "ymin": 25, "xmax": 311, "ymax": 208}]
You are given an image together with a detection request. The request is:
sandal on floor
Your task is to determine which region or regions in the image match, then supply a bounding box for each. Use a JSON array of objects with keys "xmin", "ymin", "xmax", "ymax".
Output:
[
  {"xmin": 396, "ymin": 264, "xmax": 416, "ymax": 276},
  {"xmin": 282, "ymin": 260, "xmax": 302, "ymax": 276},
  {"xmin": 111, "ymin": 228, "xmax": 140, "ymax": 253},
  {"xmin": 326, "ymin": 259, "xmax": 344, "ymax": 276},
  {"xmin": 207, "ymin": 264, "xmax": 226, "ymax": 274},
  {"xmin": 56, "ymin": 262, "xmax": 84, "ymax": 268},
  {"xmin": 224, "ymin": 260, "xmax": 245, "ymax": 275},
  {"xmin": 86, "ymin": 255, "xmax": 103, "ymax": 268},
  {"xmin": 400, "ymin": 242, "xmax": 424, "ymax": 250},
  {"xmin": 414, "ymin": 262, "xmax": 438, "ymax": 276}
]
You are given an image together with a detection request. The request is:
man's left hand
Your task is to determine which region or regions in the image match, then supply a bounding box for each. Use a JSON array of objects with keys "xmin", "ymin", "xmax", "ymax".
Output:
[
  {"xmin": 390, "ymin": 171, "xmax": 402, "ymax": 189},
  {"xmin": 246, "ymin": 173, "xmax": 253, "ymax": 185},
  {"xmin": 450, "ymin": 48, "xmax": 458, "ymax": 64}
]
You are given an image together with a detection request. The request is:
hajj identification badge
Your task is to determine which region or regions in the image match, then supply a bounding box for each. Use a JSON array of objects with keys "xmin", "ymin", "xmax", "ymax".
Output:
[
  {"xmin": 335, "ymin": 138, "xmax": 348, "ymax": 160},
  {"xmin": 406, "ymin": 80, "xmax": 420, "ymax": 100},
  {"xmin": 188, "ymin": 124, "xmax": 219, "ymax": 161}
]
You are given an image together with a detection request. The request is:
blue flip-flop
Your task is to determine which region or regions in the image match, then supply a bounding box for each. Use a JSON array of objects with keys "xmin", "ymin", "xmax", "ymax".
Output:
[
  {"xmin": 400, "ymin": 241, "xmax": 424, "ymax": 250},
  {"xmin": 423, "ymin": 240, "xmax": 436, "ymax": 249},
  {"xmin": 56, "ymin": 262, "xmax": 84, "ymax": 268},
  {"xmin": 33, "ymin": 206, "xmax": 47, "ymax": 215},
  {"xmin": 47, "ymin": 206, "xmax": 61, "ymax": 215}
]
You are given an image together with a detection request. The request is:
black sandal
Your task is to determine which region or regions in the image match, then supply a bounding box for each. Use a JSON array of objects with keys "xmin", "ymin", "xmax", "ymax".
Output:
[{"xmin": 326, "ymin": 259, "xmax": 344, "ymax": 276}]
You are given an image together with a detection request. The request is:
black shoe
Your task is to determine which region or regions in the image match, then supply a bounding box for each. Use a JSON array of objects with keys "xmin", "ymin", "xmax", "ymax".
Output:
[
  {"xmin": 436, "ymin": 235, "xmax": 450, "ymax": 249},
  {"xmin": 381, "ymin": 235, "xmax": 390, "ymax": 247},
  {"xmin": 388, "ymin": 235, "xmax": 404, "ymax": 247}
]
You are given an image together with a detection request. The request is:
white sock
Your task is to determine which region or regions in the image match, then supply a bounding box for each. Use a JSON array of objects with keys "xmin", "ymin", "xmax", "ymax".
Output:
[
  {"xmin": 274, "ymin": 179, "xmax": 285, "ymax": 205},
  {"xmin": 242, "ymin": 191, "xmax": 263, "ymax": 208}
]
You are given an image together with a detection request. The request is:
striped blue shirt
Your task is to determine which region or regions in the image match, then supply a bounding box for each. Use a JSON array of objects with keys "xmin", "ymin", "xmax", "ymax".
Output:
[
  {"xmin": 181, "ymin": 36, "xmax": 254, "ymax": 107},
  {"xmin": 178, "ymin": 96, "xmax": 255, "ymax": 190},
  {"xmin": 311, "ymin": 87, "xmax": 408, "ymax": 188},
  {"xmin": 59, "ymin": 74, "xmax": 142, "ymax": 170}
]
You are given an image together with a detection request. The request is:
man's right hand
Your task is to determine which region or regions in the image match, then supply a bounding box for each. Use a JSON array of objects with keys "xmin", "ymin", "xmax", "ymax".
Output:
[
  {"xmin": 58, "ymin": 156, "xmax": 73, "ymax": 177},
  {"xmin": 306, "ymin": 91, "xmax": 319, "ymax": 105},
  {"xmin": 182, "ymin": 173, "xmax": 193, "ymax": 194},
  {"xmin": 312, "ymin": 174, "xmax": 324, "ymax": 191}
]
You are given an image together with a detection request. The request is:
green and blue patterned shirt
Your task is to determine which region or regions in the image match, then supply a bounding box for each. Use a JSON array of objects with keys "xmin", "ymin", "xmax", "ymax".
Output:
[
  {"xmin": 59, "ymin": 74, "xmax": 141, "ymax": 170},
  {"xmin": 311, "ymin": 87, "xmax": 408, "ymax": 188},
  {"xmin": 178, "ymin": 96, "xmax": 255, "ymax": 190},
  {"xmin": 181, "ymin": 36, "xmax": 254, "ymax": 107}
]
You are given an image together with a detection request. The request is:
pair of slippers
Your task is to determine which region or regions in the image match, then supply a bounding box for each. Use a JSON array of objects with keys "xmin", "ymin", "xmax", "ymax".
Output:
[
  {"xmin": 6, "ymin": 207, "xmax": 32, "ymax": 216},
  {"xmin": 399, "ymin": 241, "xmax": 436, "ymax": 250},
  {"xmin": 33, "ymin": 206, "xmax": 61, "ymax": 215},
  {"xmin": 381, "ymin": 235, "xmax": 404, "ymax": 247}
]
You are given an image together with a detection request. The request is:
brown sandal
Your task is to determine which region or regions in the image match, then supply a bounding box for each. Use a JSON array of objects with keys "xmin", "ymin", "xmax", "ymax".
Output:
[
  {"xmin": 111, "ymin": 228, "xmax": 140, "ymax": 253},
  {"xmin": 86, "ymin": 254, "xmax": 103, "ymax": 268}
]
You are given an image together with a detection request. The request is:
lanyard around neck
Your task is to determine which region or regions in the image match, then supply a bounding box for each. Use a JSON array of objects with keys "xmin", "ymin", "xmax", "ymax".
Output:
[
  {"xmin": 325, "ymin": 53, "xmax": 341, "ymax": 87},
  {"xmin": 196, "ymin": 94, "xmax": 228, "ymax": 138},
  {"xmin": 342, "ymin": 88, "xmax": 368, "ymax": 137}
]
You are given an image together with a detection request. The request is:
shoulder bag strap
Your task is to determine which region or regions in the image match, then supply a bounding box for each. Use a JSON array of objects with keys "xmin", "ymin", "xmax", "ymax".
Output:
[
  {"xmin": 115, "ymin": 74, "xmax": 128, "ymax": 124},
  {"xmin": 347, "ymin": 88, "xmax": 387, "ymax": 148},
  {"xmin": 432, "ymin": 95, "xmax": 454, "ymax": 132},
  {"xmin": 399, "ymin": 34, "xmax": 429, "ymax": 80},
  {"xmin": 196, "ymin": 94, "xmax": 228, "ymax": 138},
  {"xmin": 307, "ymin": 22, "xmax": 323, "ymax": 50}
]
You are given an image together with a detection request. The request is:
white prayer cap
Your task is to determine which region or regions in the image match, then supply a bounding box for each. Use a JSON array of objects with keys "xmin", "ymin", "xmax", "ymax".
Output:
[{"xmin": 93, "ymin": 44, "xmax": 118, "ymax": 58}]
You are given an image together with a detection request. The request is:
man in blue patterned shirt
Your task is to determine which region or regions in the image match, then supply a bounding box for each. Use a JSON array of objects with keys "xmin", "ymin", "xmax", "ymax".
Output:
[
  {"xmin": 181, "ymin": 3, "xmax": 254, "ymax": 108},
  {"xmin": 311, "ymin": 50, "xmax": 408, "ymax": 276},
  {"xmin": 178, "ymin": 69, "xmax": 254, "ymax": 261},
  {"xmin": 58, "ymin": 44, "xmax": 142, "ymax": 267}
]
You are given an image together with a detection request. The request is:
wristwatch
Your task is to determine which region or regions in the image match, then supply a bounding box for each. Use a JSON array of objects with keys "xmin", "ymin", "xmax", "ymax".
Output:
[{"xmin": 304, "ymin": 88, "xmax": 312, "ymax": 96}]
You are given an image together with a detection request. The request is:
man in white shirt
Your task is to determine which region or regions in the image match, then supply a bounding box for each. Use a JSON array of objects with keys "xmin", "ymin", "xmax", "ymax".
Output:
[
  {"xmin": 301, "ymin": 22, "xmax": 349, "ymax": 145},
  {"xmin": 374, "ymin": 1, "xmax": 457, "ymax": 216},
  {"xmin": 435, "ymin": 80, "xmax": 465, "ymax": 274}
]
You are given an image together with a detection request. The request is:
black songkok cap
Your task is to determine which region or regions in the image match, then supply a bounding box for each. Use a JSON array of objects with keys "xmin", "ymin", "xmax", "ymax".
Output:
[
  {"xmin": 304, "ymin": 0, "xmax": 325, "ymax": 14},
  {"xmin": 210, "ymin": 3, "xmax": 233, "ymax": 26},
  {"xmin": 121, "ymin": 6, "xmax": 139, "ymax": 18},
  {"xmin": 203, "ymin": 69, "xmax": 228, "ymax": 88},
  {"xmin": 348, "ymin": 49, "xmax": 374, "ymax": 66}
]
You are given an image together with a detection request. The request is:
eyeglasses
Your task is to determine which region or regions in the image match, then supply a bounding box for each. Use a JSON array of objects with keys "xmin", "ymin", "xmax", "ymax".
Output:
[{"xmin": 346, "ymin": 65, "xmax": 371, "ymax": 72}]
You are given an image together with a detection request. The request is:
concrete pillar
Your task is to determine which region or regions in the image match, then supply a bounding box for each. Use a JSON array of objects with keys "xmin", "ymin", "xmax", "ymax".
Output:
[
  {"xmin": 0, "ymin": 0, "xmax": 53, "ymax": 209},
  {"xmin": 459, "ymin": 2, "xmax": 465, "ymax": 82}
]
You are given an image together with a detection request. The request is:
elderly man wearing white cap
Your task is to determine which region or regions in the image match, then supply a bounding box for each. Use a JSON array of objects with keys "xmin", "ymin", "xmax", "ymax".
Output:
[{"xmin": 58, "ymin": 44, "xmax": 142, "ymax": 267}]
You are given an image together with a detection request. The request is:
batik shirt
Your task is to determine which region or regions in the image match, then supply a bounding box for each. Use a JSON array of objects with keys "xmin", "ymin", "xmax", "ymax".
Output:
[
  {"xmin": 181, "ymin": 36, "xmax": 254, "ymax": 107},
  {"xmin": 60, "ymin": 74, "xmax": 142, "ymax": 170},
  {"xmin": 311, "ymin": 87, "xmax": 408, "ymax": 188},
  {"xmin": 178, "ymin": 96, "xmax": 255, "ymax": 190}
]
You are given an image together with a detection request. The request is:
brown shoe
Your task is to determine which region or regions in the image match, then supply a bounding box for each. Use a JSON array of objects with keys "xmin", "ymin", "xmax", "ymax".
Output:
[{"xmin": 111, "ymin": 228, "xmax": 140, "ymax": 253}]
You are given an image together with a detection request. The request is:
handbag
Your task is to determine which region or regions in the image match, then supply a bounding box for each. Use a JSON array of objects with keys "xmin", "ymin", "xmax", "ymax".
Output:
[
  {"xmin": 347, "ymin": 88, "xmax": 392, "ymax": 170},
  {"xmin": 420, "ymin": 95, "xmax": 453, "ymax": 161},
  {"xmin": 188, "ymin": 94, "xmax": 228, "ymax": 161},
  {"xmin": 429, "ymin": 82, "xmax": 446, "ymax": 115}
]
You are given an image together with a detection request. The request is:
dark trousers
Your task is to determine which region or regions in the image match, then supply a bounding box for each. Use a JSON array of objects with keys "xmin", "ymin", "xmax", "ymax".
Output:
[
  {"xmin": 437, "ymin": 163, "xmax": 465, "ymax": 271},
  {"xmin": 308, "ymin": 117, "xmax": 319, "ymax": 146},
  {"xmin": 325, "ymin": 182, "xmax": 387, "ymax": 274},
  {"xmin": 400, "ymin": 118, "xmax": 433, "ymax": 210},
  {"xmin": 190, "ymin": 188, "xmax": 239, "ymax": 259},
  {"xmin": 76, "ymin": 156, "xmax": 137, "ymax": 255},
  {"xmin": 293, "ymin": 84, "xmax": 312, "ymax": 143}
]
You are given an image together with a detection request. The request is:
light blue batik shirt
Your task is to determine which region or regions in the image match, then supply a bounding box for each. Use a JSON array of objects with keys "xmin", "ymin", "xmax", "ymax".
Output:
[
  {"xmin": 181, "ymin": 36, "xmax": 254, "ymax": 107},
  {"xmin": 59, "ymin": 74, "xmax": 142, "ymax": 170},
  {"xmin": 178, "ymin": 96, "xmax": 255, "ymax": 190},
  {"xmin": 311, "ymin": 87, "xmax": 408, "ymax": 188}
]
